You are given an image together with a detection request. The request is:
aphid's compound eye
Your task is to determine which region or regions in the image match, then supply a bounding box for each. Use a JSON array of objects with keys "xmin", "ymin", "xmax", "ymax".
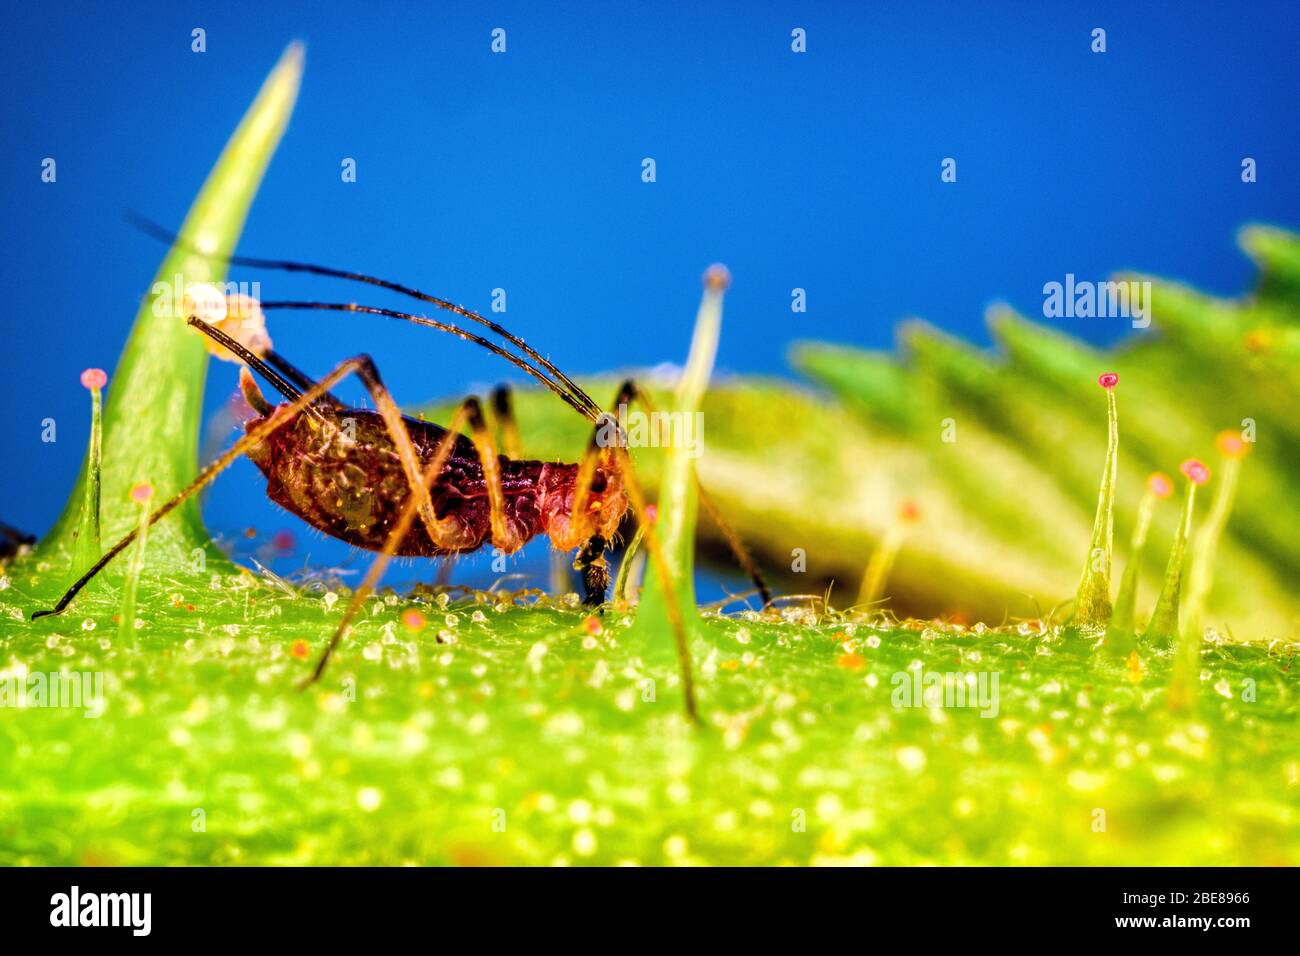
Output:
[{"xmin": 590, "ymin": 472, "xmax": 608, "ymax": 495}]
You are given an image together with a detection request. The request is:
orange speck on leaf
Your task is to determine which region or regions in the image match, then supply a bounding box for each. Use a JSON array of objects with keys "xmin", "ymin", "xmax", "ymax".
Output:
[
  {"xmin": 290, "ymin": 640, "xmax": 310, "ymax": 660},
  {"xmin": 401, "ymin": 609, "xmax": 427, "ymax": 633},
  {"xmin": 1126, "ymin": 650, "xmax": 1143, "ymax": 683},
  {"xmin": 582, "ymin": 615, "xmax": 603, "ymax": 637},
  {"xmin": 837, "ymin": 652, "xmax": 866, "ymax": 672}
]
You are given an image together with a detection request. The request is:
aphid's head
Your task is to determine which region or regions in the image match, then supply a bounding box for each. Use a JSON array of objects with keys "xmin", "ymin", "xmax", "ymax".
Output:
[
  {"xmin": 583, "ymin": 461, "xmax": 629, "ymax": 543},
  {"xmin": 541, "ymin": 458, "xmax": 628, "ymax": 552}
]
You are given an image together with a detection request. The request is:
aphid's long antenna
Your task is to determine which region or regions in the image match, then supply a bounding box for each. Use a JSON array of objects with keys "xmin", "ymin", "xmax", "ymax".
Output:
[
  {"xmin": 261, "ymin": 300, "xmax": 599, "ymax": 422},
  {"xmin": 190, "ymin": 318, "xmax": 306, "ymax": 403},
  {"xmin": 127, "ymin": 214, "xmax": 602, "ymax": 418},
  {"xmin": 263, "ymin": 349, "xmax": 344, "ymax": 406}
]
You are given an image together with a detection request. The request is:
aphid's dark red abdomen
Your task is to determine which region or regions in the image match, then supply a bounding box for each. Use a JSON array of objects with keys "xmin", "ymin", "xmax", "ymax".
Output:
[{"xmin": 244, "ymin": 404, "xmax": 575, "ymax": 556}]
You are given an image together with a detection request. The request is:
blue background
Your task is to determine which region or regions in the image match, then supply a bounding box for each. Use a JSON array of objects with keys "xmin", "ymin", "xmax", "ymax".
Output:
[{"xmin": 2, "ymin": 1, "xmax": 1297, "ymax": 592}]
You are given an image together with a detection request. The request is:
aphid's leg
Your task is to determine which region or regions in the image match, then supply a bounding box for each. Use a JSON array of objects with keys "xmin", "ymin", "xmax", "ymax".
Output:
[
  {"xmin": 305, "ymin": 385, "xmax": 533, "ymax": 681},
  {"xmin": 611, "ymin": 443, "xmax": 699, "ymax": 723},
  {"xmin": 568, "ymin": 381, "xmax": 637, "ymax": 605},
  {"xmin": 568, "ymin": 381, "xmax": 698, "ymax": 720},
  {"xmin": 31, "ymin": 347, "xmax": 392, "ymax": 620},
  {"xmin": 305, "ymin": 400, "xmax": 478, "ymax": 685},
  {"xmin": 490, "ymin": 384, "xmax": 523, "ymax": 459},
  {"xmin": 694, "ymin": 480, "xmax": 772, "ymax": 607},
  {"xmin": 464, "ymin": 399, "xmax": 525, "ymax": 553}
]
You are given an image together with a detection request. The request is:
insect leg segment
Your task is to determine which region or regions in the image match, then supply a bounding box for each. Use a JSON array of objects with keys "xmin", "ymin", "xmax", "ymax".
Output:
[
  {"xmin": 490, "ymin": 384, "xmax": 523, "ymax": 460},
  {"xmin": 305, "ymin": 399, "xmax": 479, "ymax": 684},
  {"xmin": 464, "ymin": 398, "xmax": 525, "ymax": 553},
  {"xmin": 563, "ymin": 378, "xmax": 699, "ymax": 719},
  {"xmin": 608, "ymin": 439, "xmax": 699, "ymax": 723}
]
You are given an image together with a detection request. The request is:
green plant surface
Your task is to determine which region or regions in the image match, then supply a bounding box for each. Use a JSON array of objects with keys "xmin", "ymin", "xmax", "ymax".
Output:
[
  {"xmin": 3, "ymin": 44, "xmax": 1298, "ymax": 869},
  {"xmin": 1, "ymin": 573, "xmax": 1297, "ymax": 865}
]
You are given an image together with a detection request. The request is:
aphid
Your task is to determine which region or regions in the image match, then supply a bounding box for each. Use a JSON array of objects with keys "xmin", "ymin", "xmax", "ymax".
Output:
[{"xmin": 33, "ymin": 240, "xmax": 771, "ymax": 719}]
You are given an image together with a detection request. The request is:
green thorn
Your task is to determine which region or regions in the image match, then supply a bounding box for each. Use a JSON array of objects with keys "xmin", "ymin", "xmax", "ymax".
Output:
[
  {"xmin": 1144, "ymin": 462, "xmax": 1209, "ymax": 647},
  {"xmin": 1071, "ymin": 376, "xmax": 1119, "ymax": 628},
  {"xmin": 631, "ymin": 265, "xmax": 729, "ymax": 718},
  {"xmin": 1182, "ymin": 440, "xmax": 1247, "ymax": 643},
  {"xmin": 71, "ymin": 380, "xmax": 104, "ymax": 583},
  {"xmin": 31, "ymin": 42, "xmax": 304, "ymax": 587},
  {"xmin": 1105, "ymin": 475, "xmax": 1170, "ymax": 657}
]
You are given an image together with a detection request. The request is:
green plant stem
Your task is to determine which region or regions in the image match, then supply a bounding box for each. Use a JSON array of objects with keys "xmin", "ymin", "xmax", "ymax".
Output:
[
  {"xmin": 1144, "ymin": 481, "xmax": 1198, "ymax": 646},
  {"xmin": 858, "ymin": 525, "xmax": 905, "ymax": 609},
  {"xmin": 1072, "ymin": 387, "xmax": 1117, "ymax": 627},
  {"xmin": 613, "ymin": 522, "xmax": 648, "ymax": 606},
  {"xmin": 117, "ymin": 495, "xmax": 153, "ymax": 643},
  {"xmin": 1105, "ymin": 488, "xmax": 1157, "ymax": 657},
  {"xmin": 70, "ymin": 386, "xmax": 103, "ymax": 581},
  {"xmin": 631, "ymin": 272, "xmax": 726, "ymax": 693},
  {"xmin": 1181, "ymin": 457, "xmax": 1242, "ymax": 643}
]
